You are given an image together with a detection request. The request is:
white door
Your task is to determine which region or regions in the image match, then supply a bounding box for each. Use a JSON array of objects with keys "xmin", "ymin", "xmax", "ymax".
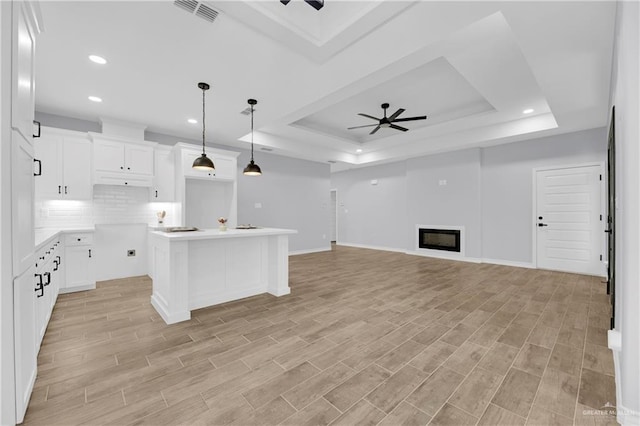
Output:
[
  {"xmin": 536, "ymin": 165, "xmax": 603, "ymax": 275},
  {"xmin": 11, "ymin": 2, "xmax": 36, "ymax": 144},
  {"xmin": 125, "ymin": 145, "xmax": 154, "ymax": 175}
]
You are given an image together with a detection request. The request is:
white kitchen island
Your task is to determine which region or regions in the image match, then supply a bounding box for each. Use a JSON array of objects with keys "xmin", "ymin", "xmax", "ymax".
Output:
[{"xmin": 149, "ymin": 227, "xmax": 297, "ymax": 324}]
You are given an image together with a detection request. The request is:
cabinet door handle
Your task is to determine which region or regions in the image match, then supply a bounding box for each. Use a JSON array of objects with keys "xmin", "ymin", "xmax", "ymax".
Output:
[
  {"xmin": 33, "ymin": 120, "xmax": 41, "ymax": 138},
  {"xmin": 64, "ymin": 186, "xmax": 68, "ymax": 194},
  {"xmin": 124, "ymin": 182, "xmax": 128, "ymax": 185},
  {"xmin": 58, "ymin": 185, "xmax": 62, "ymax": 194},
  {"xmin": 127, "ymin": 167, "xmax": 131, "ymax": 170},
  {"xmin": 53, "ymin": 259, "xmax": 59, "ymax": 271},
  {"xmin": 35, "ymin": 274, "xmax": 44, "ymax": 297},
  {"xmin": 44, "ymin": 272, "xmax": 51, "ymax": 286},
  {"xmin": 56, "ymin": 255, "xmax": 61, "ymax": 266},
  {"xmin": 88, "ymin": 249, "xmax": 92, "ymax": 258},
  {"xmin": 120, "ymin": 166, "xmax": 124, "ymax": 170},
  {"xmin": 33, "ymin": 158, "xmax": 42, "ymax": 176},
  {"xmin": 155, "ymin": 190, "xmax": 158, "ymax": 198}
]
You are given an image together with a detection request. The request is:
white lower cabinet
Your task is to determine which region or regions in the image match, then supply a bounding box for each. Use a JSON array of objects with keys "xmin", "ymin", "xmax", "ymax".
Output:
[
  {"xmin": 13, "ymin": 266, "xmax": 37, "ymax": 424},
  {"xmin": 63, "ymin": 233, "xmax": 95, "ymax": 293}
]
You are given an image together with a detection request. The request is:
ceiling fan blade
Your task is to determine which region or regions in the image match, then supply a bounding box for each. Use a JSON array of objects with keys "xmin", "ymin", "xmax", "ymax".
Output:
[
  {"xmin": 391, "ymin": 115, "xmax": 427, "ymax": 123},
  {"xmin": 369, "ymin": 126, "xmax": 381, "ymax": 135},
  {"xmin": 390, "ymin": 124, "xmax": 408, "ymax": 132},
  {"xmin": 347, "ymin": 124, "xmax": 378, "ymax": 130},
  {"xmin": 388, "ymin": 108, "xmax": 405, "ymax": 121},
  {"xmin": 358, "ymin": 113, "xmax": 381, "ymax": 121}
]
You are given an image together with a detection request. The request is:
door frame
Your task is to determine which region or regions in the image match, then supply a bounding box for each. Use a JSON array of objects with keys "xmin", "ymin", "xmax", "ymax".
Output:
[
  {"xmin": 330, "ymin": 188, "xmax": 338, "ymax": 243},
  {"xmin": 531, "ymin": 162, "xmax": 606, "ymax": 274}
]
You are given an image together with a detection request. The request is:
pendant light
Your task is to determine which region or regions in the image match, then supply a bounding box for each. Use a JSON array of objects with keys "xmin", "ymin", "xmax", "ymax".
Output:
[
  {"xmin": 243, "ymin": 98, "xmax": 262, "ymax": 176},
  {"xmin": 192, "ymin": 82, "xmax": 215, "ymax": 171}
]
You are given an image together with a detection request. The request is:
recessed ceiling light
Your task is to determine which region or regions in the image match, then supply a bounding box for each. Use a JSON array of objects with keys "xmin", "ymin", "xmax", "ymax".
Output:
[
  {"xmin": 523, "ymin": 108, "xmax": 534, "ymax": 114},
  {"xmin": 187, "ymin": 119, "xmax": 197, "ymax": 124},
  {"xmin": 89, "ymin": 55, "xmax": 107, "ymax": 65},
  {"xmin": 88, "ymin": 96, "xmax": 102, "ymax": 103},
  {"xmin": 356, "ymin": 149, "xmax": 363, "ymax": 153}
]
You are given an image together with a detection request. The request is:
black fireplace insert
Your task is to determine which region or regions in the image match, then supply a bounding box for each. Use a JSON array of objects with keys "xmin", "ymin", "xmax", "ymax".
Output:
[{"xmin": 418, "ymin": 228, "xmax": 461, "ymax": 252}]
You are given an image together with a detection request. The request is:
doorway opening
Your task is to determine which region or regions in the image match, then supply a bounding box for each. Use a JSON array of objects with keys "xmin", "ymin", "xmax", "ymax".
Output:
[{"xmin": 330, "ymin": 189, "xmax": 337, "ymax": 244}]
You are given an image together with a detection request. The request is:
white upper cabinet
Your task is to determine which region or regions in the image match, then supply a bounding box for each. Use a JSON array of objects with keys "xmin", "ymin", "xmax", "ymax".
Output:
[
  {"xmin": 11, "ymin": 2, "xmax": 38, "ymax": 145},
  {"xmin": 93, "ymin": 140, "xmax": 154, "ymax": 175},
  {"xmin": 151, "ymin": 147, "xmax": 175, "ymax": 202},
  {"xmin": 90, "ymin": 133, "xmax": 156, "ymax": 187},
  {"xmin": 34, "ymin": 128, "xmax": 92, "ymax": 200},
  {"xmin": 126, "ymin": 144, "xmax": 154, "ymax": 175},
  {"xmin": 93, "ymin": 140, "xmax": 124, "ymax": 173}
]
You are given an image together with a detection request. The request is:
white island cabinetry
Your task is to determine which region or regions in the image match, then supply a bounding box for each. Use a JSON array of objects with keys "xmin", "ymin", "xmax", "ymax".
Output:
[{"xmin": 149, "ymin": 228, "xmax": 297, "ymax": 324}]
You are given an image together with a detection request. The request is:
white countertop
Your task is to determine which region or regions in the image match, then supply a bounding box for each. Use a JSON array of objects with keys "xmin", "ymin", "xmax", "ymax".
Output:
[
  {"xmin": 150, "ymin": 227, "xmax": 297, "ymax": 241},
  {"xmin": 35, "ymin": 227, "xmax": 95, "ymax": 249}
]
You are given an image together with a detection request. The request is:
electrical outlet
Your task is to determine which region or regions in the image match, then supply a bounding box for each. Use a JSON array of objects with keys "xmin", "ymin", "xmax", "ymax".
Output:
[{"xmin": 127, "ymin": 249, "xmax": 136, "ymax": 257}]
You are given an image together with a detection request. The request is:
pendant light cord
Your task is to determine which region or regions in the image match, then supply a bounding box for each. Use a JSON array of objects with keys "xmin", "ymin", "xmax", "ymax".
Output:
[
  {"xmin": 250, "ymin": 103, "xmax": 255, "ymax": 161},
  {"xmin": 202, "ymin": 87, "xmax": 206, "ymax": 155}
]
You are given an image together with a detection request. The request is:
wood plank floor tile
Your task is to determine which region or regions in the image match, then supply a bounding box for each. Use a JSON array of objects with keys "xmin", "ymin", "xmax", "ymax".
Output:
[
  {"xmin": 323, "ymin": 364, "xmax": 390, "ymax": 412},
  {"xmin": 477, "ymin": 403, "xmax": 526, "ymax": 426},
  {"xmin": 512, "ymin": 343, "xmax": 551, "ymax": 377},
  {"xmin": 405, "ymin": 367, "xmax": 465, "ymax": 416},
  {"xmin": 365, "ymin": 365, "xmax": 428, "ymax": 413},
  {"xmin": 409, "ymin": 341, "xmax": 457, "ymax": 374},
  {"xmin": 242, "ymin": 361, "xmax": 319, "ymax": 408},
  {"xmin": 280, "ymin": 397, "xmax": 341, "ymax": 426},
  {"xmin": 491, "ymin": 368, "xmax": 541, "ymax": 418},
  {"xmin": 21, "ymin": 246, "xmax": 613, "ymax": 425},
  {"xmin": 329, "ymin": 399, "xmax": 386, "ymax": 426},
  {"xmin": 378, "ymin": 401, "xmax": 431, "ymax": 426},
  {"xmin": 533, "ymin": 368, "xmax": 579, "ymax": 419},
  {"xmin": 448, "ymin": 367, "xmax": 503, "ymax": 417},
  {"xmin": 578, "ymin": 368, "xmax": 617, "ymax": 410},
  {"xmin": 429, "ymin": 403, "xmax": 478, "ymax": 426}
]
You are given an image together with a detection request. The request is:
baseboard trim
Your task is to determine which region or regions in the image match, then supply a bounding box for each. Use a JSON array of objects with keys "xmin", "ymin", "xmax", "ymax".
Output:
[
  {"xmin": 59, "ymin": 283, "xmax": 96, "ymax": 294},
  {"xmin": 406, "ymin": 250, "xmax": 482, "ymax": 264},
  {"xmin": 289, "ymin": 247, "xmax": 332, "ymax": 256},
  {"xmin": 337, "ymin": 242, "xmax": 407, "ymax": 253},
  {"xmin": 481, "ymin": 258, "xmax": 535, "ymax": 269}
]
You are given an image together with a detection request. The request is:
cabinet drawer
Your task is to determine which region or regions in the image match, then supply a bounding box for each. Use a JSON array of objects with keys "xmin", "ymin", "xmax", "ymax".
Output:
[{"xmin": 65, "ymin": 233, "xmax": 93, "ymax": 246}]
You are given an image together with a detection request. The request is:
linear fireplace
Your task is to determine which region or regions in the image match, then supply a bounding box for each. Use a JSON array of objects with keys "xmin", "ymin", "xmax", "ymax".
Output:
[{"xmin": 418, "ymin": 228, "xmax": 461, "ymax": 252}]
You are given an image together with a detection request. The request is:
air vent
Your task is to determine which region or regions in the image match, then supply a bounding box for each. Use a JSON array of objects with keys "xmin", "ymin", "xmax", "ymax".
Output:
[
  {"xmin": 174, "ymin": 1, "xmax": 219, "ymax": 24},
  {"xmin": 196, "ymin": 4, "xmax": 219, "ymax": 23},
  {"xmin": 174, "ymin": 0, "xmax": 197, "ymax": 13},
  {"xmin": 260, "ymin": 147, "xmax": 273, "ymax": 152}
]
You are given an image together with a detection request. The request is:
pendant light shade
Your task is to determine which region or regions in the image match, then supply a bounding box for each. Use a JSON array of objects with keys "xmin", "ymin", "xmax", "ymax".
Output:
[
  {"xmin": 243, "ymin": 98, "xmax": 262, "ymax": 176},
  {"xmin": 192, "ymin": 82, "xmax": 215, "ymax": 171}
]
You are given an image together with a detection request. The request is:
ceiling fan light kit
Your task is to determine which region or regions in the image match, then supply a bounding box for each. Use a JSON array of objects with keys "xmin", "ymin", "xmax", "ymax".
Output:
[
  {"xmin": 348, "ymin": 102, "xmax": 427, "ymax": 135},
  {"xmin": 192, "ymin": 82, "xmax": 215, "ymax": 171},
  {"xmin": 243, "ymin": 98, "xmax": 262, "ymax": 176}
]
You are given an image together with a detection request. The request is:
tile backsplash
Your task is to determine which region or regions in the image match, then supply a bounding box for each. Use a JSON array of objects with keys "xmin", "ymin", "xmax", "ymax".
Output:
[{"xmin": 36, "ymin": 185, "xmax": 179, "ymax": 228}]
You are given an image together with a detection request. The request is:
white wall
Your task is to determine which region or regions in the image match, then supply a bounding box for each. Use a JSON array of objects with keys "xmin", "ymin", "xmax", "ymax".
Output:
[
  {"xmin": 236, "ymin": 150, "xmax": 331, "ymax": 254},
  {"xmin": 407, "ymin": 149, "xmax": 482, "ymax": 258},
  {"xmin": 331, "ymin": 161, "xmax": 407, "ymax": 251},
  {"xmin": 331, "ymin": 127, "xmax": 606, "ymax": 265},
  {"xmin": 482, "ymin": 129, "xmax": 606, "ymax": 263},
  {"xmin": 608, "ymin": 1, "xmax": 640, "ymax": 423}
]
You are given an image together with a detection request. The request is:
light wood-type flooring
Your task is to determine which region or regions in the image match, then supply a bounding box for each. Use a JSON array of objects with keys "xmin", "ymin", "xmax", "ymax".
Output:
[{"xmin": 24, "ymin": 245, "xmax": 617, "ymax": 425}]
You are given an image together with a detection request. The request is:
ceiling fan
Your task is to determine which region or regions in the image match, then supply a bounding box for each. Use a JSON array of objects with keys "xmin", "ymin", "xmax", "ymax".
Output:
[{"xmin": 348, "ymin": 103, "xmax": 427, "ymax": 135}]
